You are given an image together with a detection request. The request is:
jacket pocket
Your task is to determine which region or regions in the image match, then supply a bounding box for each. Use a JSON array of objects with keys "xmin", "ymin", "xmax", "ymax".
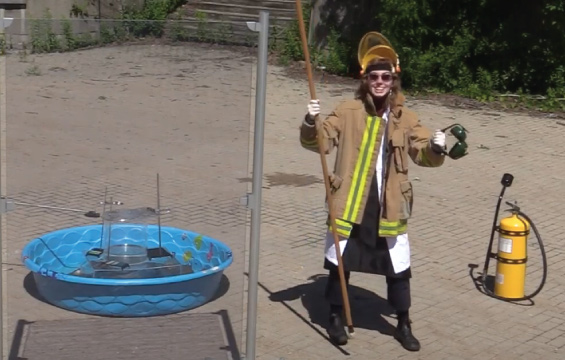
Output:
[
  {"xmin": 391, "ymin": 128, "xmax": 409, "ymax": 173},
  {"xmin": 399, "ymin": 180, "xmax": 414, "ymax": 219}
]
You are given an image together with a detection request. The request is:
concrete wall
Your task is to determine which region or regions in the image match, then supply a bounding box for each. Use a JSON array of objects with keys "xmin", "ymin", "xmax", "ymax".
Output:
[
  {"xmin": 180, "ymin": 0, "xmax": 299, "ymax": 45},
  {"xmin": 1, "ymin": 0, "xmax": 144, "ymax": 49},
  {"xmin": 25, "ymin": 0, "xmax": 144, "ymax": 19},
  {"xmin": 26, "ymin": 0, "xmax": 95, "ymax": 19}
]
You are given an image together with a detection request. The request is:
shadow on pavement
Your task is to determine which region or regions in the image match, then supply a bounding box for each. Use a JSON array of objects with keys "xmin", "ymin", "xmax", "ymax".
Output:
[
  {"xmin": 23, "ymin": 272, "xmax": 46, "ymax": 303},
  {"xmin": 259, "ymin": 273, "xmax": 397, "ymax": 354},
  {"xmin": 269, "ymin": 274, "xmax": 396, "ymax": 334},
  {"xmin": 467, "ymin": 263, "xmax": 535, "ymax": 307}
]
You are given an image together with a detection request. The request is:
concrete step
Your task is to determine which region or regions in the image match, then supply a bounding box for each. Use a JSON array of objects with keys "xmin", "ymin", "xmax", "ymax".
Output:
[
  {"xmin": 174, "ymin": 0, "xmax": 300, "ymax": 46},
  {"xmin": 164, "ymin": 20, "xmax": 261, "ymax": 46},
  {"xmin": 188, "ymin": 0, "xmax": 297, "ymax": 9},
  {"xmin": 190, "ymin": 9, "xmax": 294, "ymax": 22},
  {"xmin": 194, "ymin": 1, "xmax": 296, "ymax": 18}
]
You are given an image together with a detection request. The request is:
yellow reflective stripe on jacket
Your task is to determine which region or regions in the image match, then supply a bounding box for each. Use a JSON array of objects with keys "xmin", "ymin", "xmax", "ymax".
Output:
[
  {"xmin": 378, "ymin": 219, "xmax": 408, "ymax": 236},
  {"xmin": 329, "ymin": 218, "xmax": 408, "ymax": 238},
  {"xmin": 328, "ymin": 218, "xmax": 353, "ymax": 238},
  {"xmin": 300, "ymin": 136, "xmax": 318, "ymax": 149},
  {"xmin": 342, "ymin": 116, "xmax": 381, "ymax": 223},
  {"xmin": 417, "ymin": 150, "xmax": 433, "ymax": 166}
]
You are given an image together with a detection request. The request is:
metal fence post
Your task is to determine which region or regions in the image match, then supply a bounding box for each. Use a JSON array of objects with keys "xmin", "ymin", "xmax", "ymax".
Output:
[
  {"xmin": 0, "ymin": 11, "xmax": 13, "ymax": 360},
  {"xmin": 244, "ymin": 10, "xmax": 269, "ymax": 360}
]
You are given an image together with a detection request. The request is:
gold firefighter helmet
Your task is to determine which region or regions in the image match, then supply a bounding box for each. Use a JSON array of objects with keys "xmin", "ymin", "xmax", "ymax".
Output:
[{"xmin": 357, "ymin": 31, "xmax": 400, "ymax": 74}]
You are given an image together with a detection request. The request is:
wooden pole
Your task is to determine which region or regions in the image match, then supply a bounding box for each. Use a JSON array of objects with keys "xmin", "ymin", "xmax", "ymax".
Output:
[{"xmin": 294, "ymin": 0, "xmax": 354, "ymax": 337}]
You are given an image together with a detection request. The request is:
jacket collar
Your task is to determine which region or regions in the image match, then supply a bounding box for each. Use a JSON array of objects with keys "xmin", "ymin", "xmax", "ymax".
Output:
[
  {"xmin": 390, "ymin": 92, "xmax": 405, "ymax": 120},
  {"xmin": 362, "ymin": 92, "xmax": 405, "ymax": 121}
]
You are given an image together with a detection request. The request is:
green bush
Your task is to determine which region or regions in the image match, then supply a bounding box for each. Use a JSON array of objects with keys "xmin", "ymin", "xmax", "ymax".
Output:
[
  {"xmin": 375, "ymin": 0, "xmax": 565, "ymax": 105},
  {"xmin": 122, "ymin": 0, "xmax": 171, "ymax": 37},
  {"xmin": 29, "ymin": 10, "xmax": 61, "ymax": 53},
  {"xmin": 273, "ymin": 2, "xmax": 313, "ymax": 65},
  {"xmin": 277, "ymin": 0, "xmax": 564, "ymax": 109},
  {"xmin": 318, "ymin": 29, "xmax": 350, "ymax": 75},
  {"xmin": 28, "ymin": 1, "xmax": 187, "ymax": 53}
]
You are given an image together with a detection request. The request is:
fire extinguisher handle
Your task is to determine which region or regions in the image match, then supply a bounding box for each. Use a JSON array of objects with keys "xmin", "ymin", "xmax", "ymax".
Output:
[{"xmin": 504, "ymin": 201, "xmax": 520, "ymax": 212}]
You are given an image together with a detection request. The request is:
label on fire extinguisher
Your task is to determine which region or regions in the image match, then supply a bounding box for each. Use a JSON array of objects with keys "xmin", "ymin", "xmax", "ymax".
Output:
[
  {"xmin": 498, "ymin": 237, "xmax": 513, "ymax": 254},
  {"xmin": 496, "ymin": 273, "xmax": 504, "ymax": 284}
]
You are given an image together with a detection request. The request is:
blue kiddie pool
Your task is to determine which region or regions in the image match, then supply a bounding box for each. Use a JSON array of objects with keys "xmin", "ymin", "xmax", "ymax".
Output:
[{"xmin": 21, "ymin": 207, "xmax": 233, "ymax": 317}]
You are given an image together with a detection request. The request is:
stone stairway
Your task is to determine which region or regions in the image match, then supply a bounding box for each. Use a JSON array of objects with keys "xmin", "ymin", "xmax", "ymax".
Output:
[{"xmin": 173, "ymin": 0, "xmax": 303, "ymax": 45}]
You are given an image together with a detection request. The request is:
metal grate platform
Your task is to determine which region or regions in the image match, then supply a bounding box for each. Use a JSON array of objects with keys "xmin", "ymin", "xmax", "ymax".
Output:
[{"xmin": 10, "ymin": 311, "xmax": 240, "ymax": 360}]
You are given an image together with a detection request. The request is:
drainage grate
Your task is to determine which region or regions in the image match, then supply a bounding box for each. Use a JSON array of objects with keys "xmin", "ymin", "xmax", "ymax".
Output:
[{"xmin": 11, "ymin": 311, "xmax": 240, "ymax": 360}]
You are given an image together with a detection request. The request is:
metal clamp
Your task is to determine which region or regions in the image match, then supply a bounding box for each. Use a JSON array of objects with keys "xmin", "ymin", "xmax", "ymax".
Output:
[
  {"xmin": 240, "ymin": 193, "xmax": 256, "ymax": 209},
  {"xmin": 0, "ymin": 17, "xmax": 13, "ymax": 31},
  {"xmin": 0, "ymin": 197, "xmax": 15, "ymax": 214},
  {"xmin": 246, "ymin": 21, "xmax": 261, "ymax": 33}
]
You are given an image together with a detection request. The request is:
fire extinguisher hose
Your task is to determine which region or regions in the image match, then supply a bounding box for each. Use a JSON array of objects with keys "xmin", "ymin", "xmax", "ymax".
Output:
[
  {"xmin": 482, "ymin": 206, "xmax": 548, "ymax": 302},
  {"xmin": 511, "ymin": 209, "xmax": 548, "ymax": 300}
]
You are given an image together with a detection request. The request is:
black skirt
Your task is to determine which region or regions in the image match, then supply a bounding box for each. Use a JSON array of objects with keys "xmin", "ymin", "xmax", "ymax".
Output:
[{"xmin": 324, "ymin": 172, "xmax": 411, "ymax": 279}]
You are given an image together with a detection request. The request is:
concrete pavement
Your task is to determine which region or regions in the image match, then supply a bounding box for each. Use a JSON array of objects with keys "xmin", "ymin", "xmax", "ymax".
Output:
[{"xmin": 2, "ymin": 40, "xmax": 564, "ymax": 359}]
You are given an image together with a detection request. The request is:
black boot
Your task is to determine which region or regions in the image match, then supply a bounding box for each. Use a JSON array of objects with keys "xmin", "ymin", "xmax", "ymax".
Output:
[
  {"xmin": 394, "ymin": 312, "xmax": 420, "ymax": 351},
  {"xmin": 328, "ymin": 306, "xmax": 348, "ymax": 345}
]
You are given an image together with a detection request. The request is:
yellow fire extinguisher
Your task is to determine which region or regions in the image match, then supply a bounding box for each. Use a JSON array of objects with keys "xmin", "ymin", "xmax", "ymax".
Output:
[
  {"xmin": 494, "ymin": 208, "xmax": 530, "ymax": 298},
  {"xmin": 472, "ymin": 173, "xmax": 547, "ymax": 303}
]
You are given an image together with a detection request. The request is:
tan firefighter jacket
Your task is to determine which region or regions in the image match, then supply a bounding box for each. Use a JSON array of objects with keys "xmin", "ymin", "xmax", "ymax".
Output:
[{"xmin": 299, "ymin": 92, "xmax": 445, "ymax": 238}]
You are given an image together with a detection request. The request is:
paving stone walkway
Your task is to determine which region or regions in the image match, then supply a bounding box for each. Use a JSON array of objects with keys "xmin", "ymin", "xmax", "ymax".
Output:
[{"xmin": 2, "ymin": 41, "xmax": 564, "ymax": 360}]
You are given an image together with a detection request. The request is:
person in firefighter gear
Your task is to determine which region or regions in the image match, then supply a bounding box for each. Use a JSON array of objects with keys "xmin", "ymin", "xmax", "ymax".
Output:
[{"xmin": 299, "ymin": 32, "xmax": 446, "ymax": 351}]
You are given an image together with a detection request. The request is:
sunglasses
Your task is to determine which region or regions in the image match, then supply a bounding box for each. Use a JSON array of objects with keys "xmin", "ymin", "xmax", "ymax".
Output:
[{"xmin": 368, "ymin": 73, "xmax": 393, "ymax": 82}]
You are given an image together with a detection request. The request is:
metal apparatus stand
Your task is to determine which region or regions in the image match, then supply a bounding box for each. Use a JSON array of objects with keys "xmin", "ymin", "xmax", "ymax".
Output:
[
  {"xmin": 0, "ymin": 11, "xmax": 12, "ymax": 359},
  {"xmin": 79, "ymin": 174, "xmax": 174, "ymax": 277},
  {"xmin": 242, "ymin": 10, "xmax": 269, "ymax": 360},
  {"xmin": 87, "ymin": 174, "xmax": 172, "ymax": 263}
]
